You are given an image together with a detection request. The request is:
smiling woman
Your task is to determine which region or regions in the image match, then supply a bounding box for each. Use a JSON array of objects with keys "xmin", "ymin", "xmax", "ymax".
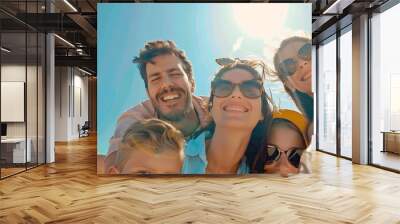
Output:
[
  {"xmin": 182, "ymin": 58, "xmax": 273, "ymax": 174},
  {"xmin": 273, "ymin": 36, "xmax": 313, "ymax": 122}
]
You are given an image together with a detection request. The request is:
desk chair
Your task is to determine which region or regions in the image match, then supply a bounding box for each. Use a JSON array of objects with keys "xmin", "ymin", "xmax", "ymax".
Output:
[{"xmin": 78, "ymin": 121, "xmax": 90, "ymax": 138}]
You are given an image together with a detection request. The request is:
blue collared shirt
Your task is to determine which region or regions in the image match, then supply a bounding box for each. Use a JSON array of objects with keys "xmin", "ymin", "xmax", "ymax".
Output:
[{"xmin": 182, "ymin": 131, "xmax": 250, "ymax": 174}]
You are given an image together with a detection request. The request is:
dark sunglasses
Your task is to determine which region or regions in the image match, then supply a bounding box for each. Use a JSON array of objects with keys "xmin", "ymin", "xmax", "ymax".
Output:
[
  {"xmin": 265, "ymin": 144, "xmax": 304, "ymax": 168},
  {"xmin": 211, "ymin": 79, "xmax": 263, "ymax": 99},
  {"xmin": 278, "ymin": 43, "xmax": 311, "ymax": 77}
]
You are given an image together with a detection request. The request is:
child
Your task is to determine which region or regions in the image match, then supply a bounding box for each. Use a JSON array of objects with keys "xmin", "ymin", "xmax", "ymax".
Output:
[
  {"xmin": 264, "ymin": 109, "xmax": 311, "ymax": 177},
  {"xmin": 106, "ymin": 119, "xmax": 185, "ymax": 174}
]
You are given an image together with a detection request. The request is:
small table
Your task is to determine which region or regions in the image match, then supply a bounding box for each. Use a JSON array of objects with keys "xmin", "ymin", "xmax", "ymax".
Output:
[
  {"xmin": 1, "ymin": 138, "xmax": 32, "ymax": 164},
  {"xmin": 381, "ymin": 131, "xmax": 400, "ymax": 154}
]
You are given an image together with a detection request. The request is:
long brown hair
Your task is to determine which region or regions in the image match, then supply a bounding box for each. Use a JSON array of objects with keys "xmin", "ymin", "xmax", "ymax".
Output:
[{"xmin": 192, "ymin": 59, "xmax": 273, "ymax": 173}]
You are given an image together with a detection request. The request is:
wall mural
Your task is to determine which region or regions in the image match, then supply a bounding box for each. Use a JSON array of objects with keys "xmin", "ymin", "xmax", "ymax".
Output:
[{"xmin": 97, "ymin": 3, "xmax": 313, "ymax": 176}]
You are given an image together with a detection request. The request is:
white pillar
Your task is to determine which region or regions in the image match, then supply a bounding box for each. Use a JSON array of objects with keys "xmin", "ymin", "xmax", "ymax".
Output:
[
  {"xmin": 352, "ymin": 14, "xmax": 369, "ymax": 164},
  {"xmin": 46, "ymin": 1, "xmax": 55, "ymax": 163},
  {"xmin": 46, "ymin": 33, "xmax": 55, "ymax": 163}
]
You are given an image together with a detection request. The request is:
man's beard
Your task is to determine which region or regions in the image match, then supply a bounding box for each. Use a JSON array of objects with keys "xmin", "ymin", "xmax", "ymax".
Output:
[
  {"xmin": 157, "ymin": 106, "xmax": 188, "ymax": 122},
  {"xmin": 153, "ymin": 88, "xmax": 193, "ymax": 122}
]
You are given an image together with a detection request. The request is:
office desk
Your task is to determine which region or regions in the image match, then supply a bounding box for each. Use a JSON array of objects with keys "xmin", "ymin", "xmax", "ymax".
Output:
[
  {"xmin": 1, "ymin": 138, "xmax": 31, "ymax": 163},
  {"xmin": 382, "ymin": 131, "xmax": 400, "ymax": 154}
]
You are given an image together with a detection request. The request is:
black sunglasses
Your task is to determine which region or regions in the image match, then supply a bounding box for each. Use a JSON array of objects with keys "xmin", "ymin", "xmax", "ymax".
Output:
[
  {"xmin": 278, "ymin": 43, "xmax": 311, "ymax": 77},
  {"xmin": 211, "ymin": 79, "xmax": 263, "ymax": 99},
  {"xmin": 265, "ymin": 144, "xmax": 304, "ymax": 168}
]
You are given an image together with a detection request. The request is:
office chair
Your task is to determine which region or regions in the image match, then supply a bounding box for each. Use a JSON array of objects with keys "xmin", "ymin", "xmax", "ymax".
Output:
[{"xmin": 79, "ymin": 121, "xmax": 90, "ymax": 138}]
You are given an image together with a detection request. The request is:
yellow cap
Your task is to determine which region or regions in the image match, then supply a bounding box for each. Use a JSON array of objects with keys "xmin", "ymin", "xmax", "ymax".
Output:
[{"xmin": 272, "ymin": 109, "xmax": 309, "ymax": 145}]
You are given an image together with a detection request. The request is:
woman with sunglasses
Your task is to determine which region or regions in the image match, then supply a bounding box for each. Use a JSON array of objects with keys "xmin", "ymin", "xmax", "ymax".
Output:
[
  {"xmin": 273, "ymin": 36, "xmax": 313, "ymax": 122},
  {"xmin": 182, "ymin": 58, "xmax": 273, "ymax": 174},
  {"xmin": 262, "ymin": 109, "xmax": 311, "ymax": 177}
]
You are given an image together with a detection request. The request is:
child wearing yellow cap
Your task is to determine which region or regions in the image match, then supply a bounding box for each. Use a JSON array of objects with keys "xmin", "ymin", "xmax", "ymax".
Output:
[{"xmin": 264, "ymin": 109, "xmax": 312, "ymax": 177}]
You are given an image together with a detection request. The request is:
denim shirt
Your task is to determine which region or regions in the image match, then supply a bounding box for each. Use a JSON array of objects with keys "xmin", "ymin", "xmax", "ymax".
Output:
[{"xmin": 182, "ymin": 132, "xmax": 250, "ymax": 174}]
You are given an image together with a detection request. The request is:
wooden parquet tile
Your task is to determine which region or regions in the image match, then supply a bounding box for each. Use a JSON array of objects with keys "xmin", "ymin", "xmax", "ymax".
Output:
[{"xmin": 1, "ymin": 135, "xmax": 400, "ymax": 224}]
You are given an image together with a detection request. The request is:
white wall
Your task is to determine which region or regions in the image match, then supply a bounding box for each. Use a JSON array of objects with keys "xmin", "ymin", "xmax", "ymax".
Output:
[
  {"xmin": 55, "ymin": 67, "xmax": 69, "ymax": 141},
  {"xmin": 1, "ymin": 63, "xmax": 46, "ymax": 163},
  {"xmin": 55, "ymin": 67, "xmax": 89, "ymax": 141},
  {"xmin": 72, "ymin": 73, "xmax": 89, "ymax": 138},
  {"xmin": 1, "ymin": 65, "xmax": 26, "ymax": 140},
  {"xmin": 1, "ymin": 65, "xmax": 40, "ymax": 137}
]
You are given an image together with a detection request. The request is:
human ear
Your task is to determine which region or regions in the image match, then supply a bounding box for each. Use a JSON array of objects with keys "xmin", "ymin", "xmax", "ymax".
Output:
[
  {"xmin": 190, "ymin": 79, "xmax": 195, "ymax": 93},
  {"xmin": 146, "ymin": 88, "xmax": 151, "ymax": 99}
]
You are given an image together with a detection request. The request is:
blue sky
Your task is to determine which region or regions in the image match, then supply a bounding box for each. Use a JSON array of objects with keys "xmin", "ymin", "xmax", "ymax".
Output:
[{"xmin": 98, "ymin": 3, "xmax": 311, "ymax": 155}]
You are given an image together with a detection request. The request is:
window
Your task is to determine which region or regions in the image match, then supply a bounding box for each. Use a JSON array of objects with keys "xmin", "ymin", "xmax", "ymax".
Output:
[
  {"xmin": 339, "ymin": 27, "xmax": 352, "ymax": 158},
  {"xmin": 370, "ymin": 3, "xmax": 400, "ymax": 171},
  {"xmin": 0, "ymin": 1, "xmax": 47, "ymax": 179},
  {"xmin": 317, "ymin": 36, "xmax": 337, "ymax": 154}
]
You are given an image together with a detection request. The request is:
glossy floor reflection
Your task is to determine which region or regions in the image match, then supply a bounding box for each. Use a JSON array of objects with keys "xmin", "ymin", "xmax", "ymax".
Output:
[
  {"xmin": 0, "ymin": 135, "xmax": 399, "ymax": 223},
  {"xmin": 372, "ymin": 150, "xmax": 400, "ymax": 171}
]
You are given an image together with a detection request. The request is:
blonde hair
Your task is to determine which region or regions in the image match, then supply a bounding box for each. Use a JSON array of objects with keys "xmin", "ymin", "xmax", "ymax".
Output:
[{"xmin": 114, "ymin": 119, "xmax": 185, "ymax": 171}]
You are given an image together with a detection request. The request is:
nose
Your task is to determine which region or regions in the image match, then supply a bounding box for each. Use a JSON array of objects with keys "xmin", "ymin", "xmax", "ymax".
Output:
[
  {"xmin": 298, "ymin": 59, "xmax": 308, "ymax": 70},
  {"xmin": 230, "ymin": 85, "xmax": 243, "ymax": 98},
  {"xmin": 159, "ymin": 76, "xmax": 174, "ymax": 91},
  {"xmin": 278, "ymin": 153, "xmax": 291, "ymax": 177}
]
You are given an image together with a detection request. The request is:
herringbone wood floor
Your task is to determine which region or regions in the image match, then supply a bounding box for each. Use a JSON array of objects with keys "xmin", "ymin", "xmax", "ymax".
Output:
[{"xmin": 1, "ymin": 135, "xmax": 400, "ymax": 224}]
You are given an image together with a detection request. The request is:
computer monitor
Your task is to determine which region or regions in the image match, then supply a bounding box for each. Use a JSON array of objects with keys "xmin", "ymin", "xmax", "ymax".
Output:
[{"xmin": 1, "ymin": 123, "xmax": 7, "ymax": 137}]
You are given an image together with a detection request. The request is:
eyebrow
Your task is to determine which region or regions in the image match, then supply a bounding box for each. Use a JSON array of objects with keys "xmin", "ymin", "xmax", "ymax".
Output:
[
  {"xmin": 287, "ymin": 146, "xmax": 306, "ymax": 151},
  {"xmin": 166, "ymin": 68, "xmax": 181, "ymax": 73},
  {"xmin": 148, "ymin": 72, "xmax": 160, "ymax": 79},
  {"xmin": 148, "ymin": 68, "xmax": 181, "ymax": 79}
]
